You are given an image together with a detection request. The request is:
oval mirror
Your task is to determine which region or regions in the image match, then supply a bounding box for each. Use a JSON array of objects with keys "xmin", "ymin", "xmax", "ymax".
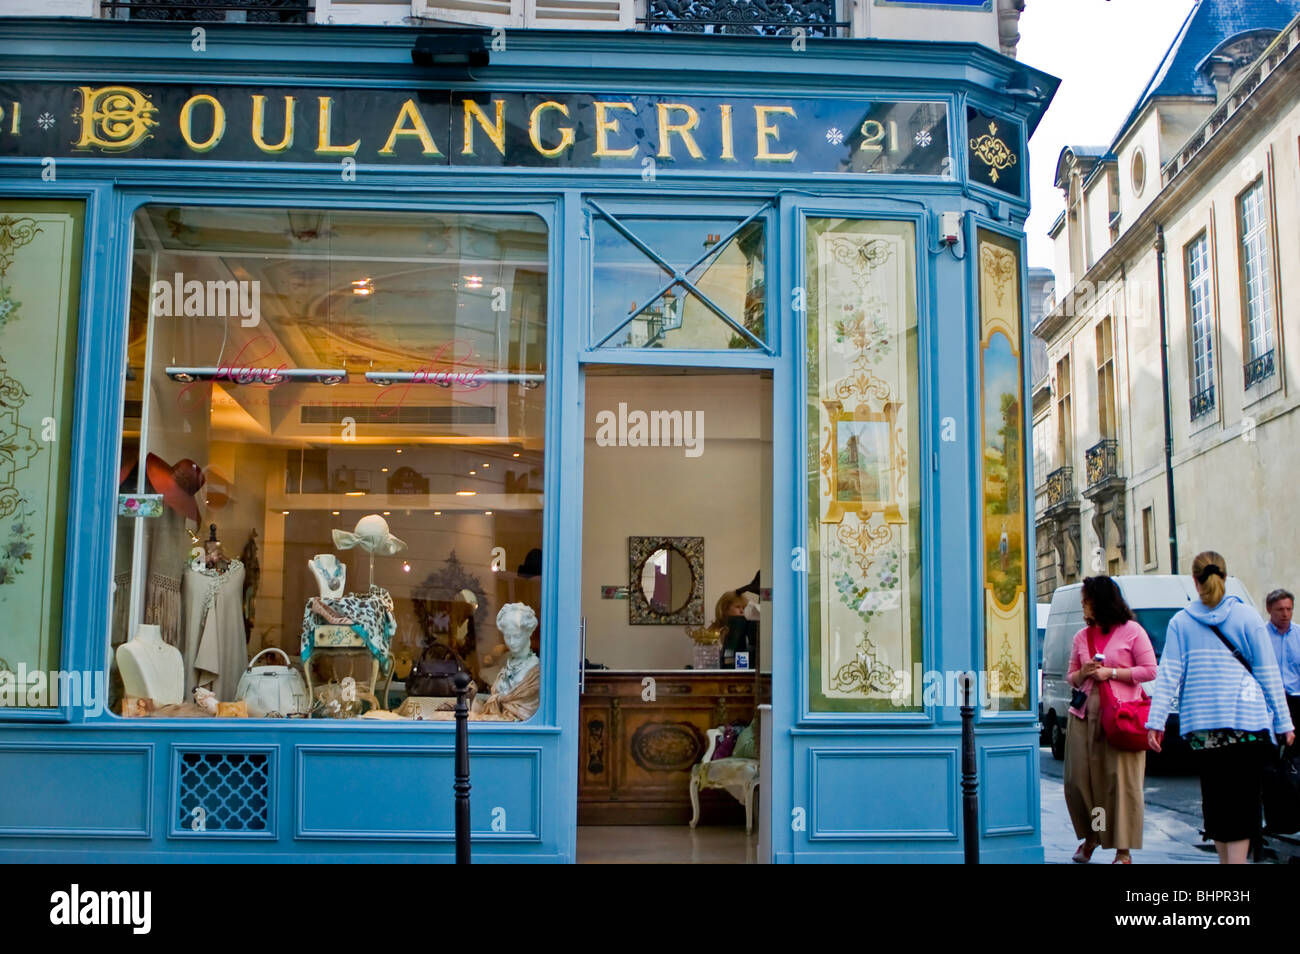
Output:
[{"xmin": 639, "ymin": 546, "xmax": 693, "ymax": 615}]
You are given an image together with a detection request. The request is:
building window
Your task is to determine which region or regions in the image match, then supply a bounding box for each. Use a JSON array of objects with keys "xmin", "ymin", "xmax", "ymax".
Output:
[
  {"xmin": 1095, "ymin": 316, "xmax": 1116, "ymax": 440},
  {"xmin": 1032, "ymin": 417, "xmax": 1050, "ymax": 488},
  {"xmin": 1055, "ymin": 354, "xmax": 1073, "ymax": 466},
  {"xmin": 1141, "ymin": 505, "xmax": 1155, "ymax": 568},
  {"xmin": 1185, "ymin": 232, "xmax": 1215, "ymax": 419},
  {"xmin": 110, "ymin": 205, "xmax": 549, "ymax": 722},
  {"xmin": 1130, "ymin": 149, "xmax": 1146, "ymax": 198},
  {"xmin": 1237, "ymin": 179, "xmax": 1276, "ymax": 385}
]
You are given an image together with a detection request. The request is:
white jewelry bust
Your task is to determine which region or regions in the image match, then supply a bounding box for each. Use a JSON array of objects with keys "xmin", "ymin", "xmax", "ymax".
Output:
[
  {"xmin": 116, "ymin": 624, "xmax": 185, "ymax": 705},
  {"xmin": 308, "ymin": 553, "xmax": 347, "ymax": 599}
]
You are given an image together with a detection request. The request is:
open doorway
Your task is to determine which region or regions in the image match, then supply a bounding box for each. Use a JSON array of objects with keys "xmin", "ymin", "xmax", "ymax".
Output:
[{"xmin": 575, "ymin": 365, "xmax": 772, "ymax": 864}]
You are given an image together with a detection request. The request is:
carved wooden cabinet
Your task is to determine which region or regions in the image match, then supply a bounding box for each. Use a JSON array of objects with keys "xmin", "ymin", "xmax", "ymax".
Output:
[{"xmin": 579, "ymin": 670, "xmax": 768, "ymax": 825}]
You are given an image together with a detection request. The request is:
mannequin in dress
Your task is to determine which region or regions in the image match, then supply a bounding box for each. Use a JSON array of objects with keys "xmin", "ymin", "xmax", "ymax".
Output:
[
  {"xmin": 308, "ymin": 554, "xmax": 347, "ymax": 599},
  {"xmin": 116, "ymin": 624, "xmax": 185, "ymax": 705}
]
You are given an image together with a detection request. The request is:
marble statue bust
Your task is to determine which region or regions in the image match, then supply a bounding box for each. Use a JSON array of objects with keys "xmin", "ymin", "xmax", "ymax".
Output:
[
  {"xmin": 491, "ymin": 602, "xmax": 539, "ymax": 695},
  {"xmin": 309, "ymin": 553, "xmax": 347, "ymax": 599}
]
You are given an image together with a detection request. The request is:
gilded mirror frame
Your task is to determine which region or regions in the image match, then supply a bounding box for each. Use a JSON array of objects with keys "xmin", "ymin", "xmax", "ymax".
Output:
[{"xmin": 627, "ymin": 535, "xmax": 704, "ymax": 625}]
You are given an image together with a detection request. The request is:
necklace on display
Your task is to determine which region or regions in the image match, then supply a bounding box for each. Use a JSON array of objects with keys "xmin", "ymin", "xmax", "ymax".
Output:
[{"xmin": 316, "ymin": 558, "xmax": 344, "ymax": 587}]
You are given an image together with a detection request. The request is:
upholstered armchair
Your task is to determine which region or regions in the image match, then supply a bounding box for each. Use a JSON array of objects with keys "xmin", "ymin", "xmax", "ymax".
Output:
[{"xmin": 689, "ymin": 724, "xmax": 759, "ymax": 833}]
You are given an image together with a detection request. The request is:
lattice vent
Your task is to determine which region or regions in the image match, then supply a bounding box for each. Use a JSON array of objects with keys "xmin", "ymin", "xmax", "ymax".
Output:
[{"xmin": 176, "ymin": 752, "xmax": 271, "ymax": 833}]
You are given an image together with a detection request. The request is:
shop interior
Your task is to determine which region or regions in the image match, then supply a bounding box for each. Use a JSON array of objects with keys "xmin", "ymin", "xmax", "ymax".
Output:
[{"xmin": 577, "ymin": 367, "xmax": 773, "ymax": 863}]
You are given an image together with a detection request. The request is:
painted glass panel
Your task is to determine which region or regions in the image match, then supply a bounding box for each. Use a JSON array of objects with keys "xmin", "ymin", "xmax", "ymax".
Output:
[
  {"xmin": 978, "ymin": 229, "xmax": 1029, "ymax": 711},
  {"xmin": 805, "ymin": 218, "xmax": 921, "ymax": 712},
  {"xmin": 109, "ymin": 205, "xmax": 548, "ymax": 723},
  {"xmin": 0, "ymin": 200, "xmax": 83, "ymax": 707}
]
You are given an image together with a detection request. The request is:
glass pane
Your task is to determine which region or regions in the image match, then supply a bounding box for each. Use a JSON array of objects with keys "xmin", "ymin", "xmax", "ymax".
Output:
[
  {"xmin": 110, "ymin": 206, "xmax": 547, "ymax": 723},
  {"xmin": 0, "ymin": 200, "xmax": 83, "ymax": 708},
  {"xmin": 978, "ymin": 228, "xmax": 1029, "ymax": 712},
  {"xmin": 805, "ymin": 218, "xmax": 921, "ymax": 712},
  {"xmin": 592, "ymin": 215, "xmax": 765, "ymax": 349}
]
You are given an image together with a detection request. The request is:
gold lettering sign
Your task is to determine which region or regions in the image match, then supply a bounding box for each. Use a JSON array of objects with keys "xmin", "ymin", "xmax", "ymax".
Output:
[
  {"xmin": 379, "ymin": 98, "xmax": 442, "ymax": 157},
  {"xmin": 462, "ymin": 99, "xmax": 506, "ymax": 156},
  {"xmin": 592, "ymin": 101, "xmax": 638, "ymax": 159},
  {"xmin": 251, "ymin": 94, "xmax": 295, "ymax": 154},
  {"xmin": 178, "ymin": 94, "xmax": 226, "ymax": 153},
  {"xmin": 315, "ymin": 96, "xmax": 360, "ymax": 156},
  {"xmin": 73, "ymin": 85, "xmax": 158, "ymax": 152},
  {"xmin": 754, "ymin": 105, "xmax": 797, "ymax": 162},
  {"xmin": 656, "ymin": 103, "xmax": 704, "ymax": 160},
  {"xmin": 718, "ymin": 103, "xmax": 736, "ymax": 162},
  {"xmin": 528, "ymin": 100, "xmax": 575, "ymax": 158}
]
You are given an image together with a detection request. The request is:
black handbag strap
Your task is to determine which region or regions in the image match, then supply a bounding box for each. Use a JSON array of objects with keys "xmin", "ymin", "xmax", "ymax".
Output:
[{"xmin": 1209, "ymin": 624, "xmax": 1253, "ymax": 675}]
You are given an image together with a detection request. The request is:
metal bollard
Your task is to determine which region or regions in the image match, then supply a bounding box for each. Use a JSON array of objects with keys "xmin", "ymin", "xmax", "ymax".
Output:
[
  {"xmin": 960, "ymin": 672, "xmax": 979, "ymax": 864},
  {"xmin": 453, "ymin": 671, "xmax": 472, "ymax": 864}
]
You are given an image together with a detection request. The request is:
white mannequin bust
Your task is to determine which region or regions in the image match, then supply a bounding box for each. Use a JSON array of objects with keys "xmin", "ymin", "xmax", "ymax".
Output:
[
  {"xmin": 116, "ymin": 624, "xmax": 184, "ymax": 705},
  {"xmin": 491, "ymin": 603, "xmax": 539, "ymax": 696},
  {"xmin": 308, "ymin": 553, "xmax": 347, "ymax": 599}
]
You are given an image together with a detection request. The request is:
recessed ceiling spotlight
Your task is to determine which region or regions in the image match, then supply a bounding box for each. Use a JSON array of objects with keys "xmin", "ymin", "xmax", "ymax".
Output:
[{"xmin": 352, "ymin": 277, "xmax": 374, "ymax": 297}]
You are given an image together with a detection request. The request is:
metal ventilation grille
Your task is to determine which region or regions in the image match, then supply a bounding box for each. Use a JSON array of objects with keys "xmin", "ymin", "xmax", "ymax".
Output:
[
  {"xmin": 300, "ymin": 405, "xmax": 496, "ymax": 425},
  {"xmin": 176, "ymin": 752, "xmax": 272, "ymax": 833}
]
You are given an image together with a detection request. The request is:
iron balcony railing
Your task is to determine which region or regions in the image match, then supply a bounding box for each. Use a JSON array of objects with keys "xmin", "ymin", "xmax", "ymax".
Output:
[
  {"xmin": 640, "ymin": 0, "xmax": 848, "ymax": 36},
  {"xmin": 1042, "ymin": 466, "xmax": 1076, "ymax": 513},
  {"xmin": 1190, "ymin": 385, "xmax": 1216, "ymax": 421},
  {"xmin": 100, "ymin": 0, "xmax": 309, "ymax": 22},
  {"xmin": 1244, "ymin": 349, "xmax": 1276, "ymax": 389},
  {"xmin": 1084, "ymin": 438, "xmax": 1119, "ymax": 490}
]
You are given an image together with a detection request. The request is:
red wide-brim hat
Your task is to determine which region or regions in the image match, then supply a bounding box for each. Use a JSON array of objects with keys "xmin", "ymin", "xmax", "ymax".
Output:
[{"xmin": 145, "ymin": 453, "xmax": 205, "ymax": 524}]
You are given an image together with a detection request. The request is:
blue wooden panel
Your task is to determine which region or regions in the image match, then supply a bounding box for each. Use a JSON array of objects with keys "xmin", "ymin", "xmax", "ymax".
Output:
[
  {"xmin": 0, "ymin": 743, "xmax": 152, "ymax": 837},
  {"xmin": 295, "ymin": 745, "xmax": 542, "ymax": 841},
  {"xmin": 808, "ymin": 747, "xmax": 957, "ymax": 839},
  {"xmin": 980, "ymin": 744, "xmax": 1036, "ymax": 835}
]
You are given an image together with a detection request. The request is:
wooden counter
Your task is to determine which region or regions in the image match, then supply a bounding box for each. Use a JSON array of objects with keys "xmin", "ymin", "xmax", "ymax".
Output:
[{"xmin": 578, "ymin": 669, "xmax": 770, "ymax": 826}]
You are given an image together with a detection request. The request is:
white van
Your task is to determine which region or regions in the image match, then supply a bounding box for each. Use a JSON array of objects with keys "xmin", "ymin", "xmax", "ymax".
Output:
[{"xmin": 1040, "ymin": 575, "xmax": 1258, "ymax": 760}]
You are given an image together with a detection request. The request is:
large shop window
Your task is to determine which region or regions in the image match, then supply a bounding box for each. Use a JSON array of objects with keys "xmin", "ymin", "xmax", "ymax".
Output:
[
  {"xmin": 110, "ymin": 206, "xmax": 548, "ymax": 723},
  {"xmin": 804, "ymin": 218, "xmax": 922, "ymax": 713},
  {"xmin": 0, "ymin": 200, "xmax": 84, "ymax": 709}
]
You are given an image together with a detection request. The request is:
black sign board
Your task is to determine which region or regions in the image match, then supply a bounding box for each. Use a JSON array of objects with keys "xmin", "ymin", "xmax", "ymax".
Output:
[
  {"xmin": 0, "ymin": 82, "xmax": 951, "ymax": 176},
  {"xmin": 966, "ymin": 105, "xmax": 1023, "ymax": 198}
]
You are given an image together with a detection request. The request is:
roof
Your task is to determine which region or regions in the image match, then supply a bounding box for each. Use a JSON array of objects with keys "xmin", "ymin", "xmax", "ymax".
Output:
[
  {"xmin": 1111, "ymin": 0, "xmax": 1300, "ymax": 148},
  {"xmin": 1053, "ymin": 144, "xmax": 1109, "ymax": 190}
]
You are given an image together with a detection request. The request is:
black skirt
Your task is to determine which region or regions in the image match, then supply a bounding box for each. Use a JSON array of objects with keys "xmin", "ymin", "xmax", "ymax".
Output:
[{"xmin": 1196, "ymin": 739, "xmax": 1273, "ymax": 842}]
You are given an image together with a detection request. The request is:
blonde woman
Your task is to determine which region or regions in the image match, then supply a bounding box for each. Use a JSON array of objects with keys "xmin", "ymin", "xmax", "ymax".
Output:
[{"xmin": 1146, "ymin": 551, "xmax": 1296, "ymax": 864}]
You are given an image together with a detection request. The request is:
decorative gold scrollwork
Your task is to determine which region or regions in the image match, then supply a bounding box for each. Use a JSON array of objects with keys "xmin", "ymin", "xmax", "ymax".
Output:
[{"xmin": 969, "ymin": 120, "xmax": 1018, "ymax": 184}]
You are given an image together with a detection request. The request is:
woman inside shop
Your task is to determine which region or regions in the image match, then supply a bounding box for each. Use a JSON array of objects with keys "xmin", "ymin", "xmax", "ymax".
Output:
[
  {"xmin": 1063, "ymin": 576, "xmax": 1156, "ymax": 864},
  {"xmin": 709, "ymin": 583, "xmax": 758, "ymax": 670},
  {"xmin": 1146, "ymin": 551, "xmax": 1295, "ymax": 864}
]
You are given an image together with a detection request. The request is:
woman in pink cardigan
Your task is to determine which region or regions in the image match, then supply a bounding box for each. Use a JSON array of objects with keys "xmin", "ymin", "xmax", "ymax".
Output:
[{"xmin": 1063, "ymin": 576, "xmax": 1158, "ymax": 864}]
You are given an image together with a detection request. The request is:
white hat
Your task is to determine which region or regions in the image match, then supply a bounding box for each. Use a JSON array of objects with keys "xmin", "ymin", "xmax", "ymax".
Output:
[{"xmin": 332, "ymin": 514, "xmax": 407, "ymax": 557}]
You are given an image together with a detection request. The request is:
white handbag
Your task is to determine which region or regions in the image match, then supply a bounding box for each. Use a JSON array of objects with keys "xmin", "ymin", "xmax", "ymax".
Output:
[{"xmin": 235, "ymin": 648, "xmax": 309, "ymax": 717}]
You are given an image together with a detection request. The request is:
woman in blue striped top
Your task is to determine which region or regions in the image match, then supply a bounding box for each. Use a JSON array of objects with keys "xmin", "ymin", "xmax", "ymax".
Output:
[{"xmin": 1146, "ymin": 550, "xmax": 1295, "ymax": 864}]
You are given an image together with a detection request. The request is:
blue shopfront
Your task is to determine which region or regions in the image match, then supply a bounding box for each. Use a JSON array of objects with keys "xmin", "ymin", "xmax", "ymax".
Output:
[{"xmin": 0, "ymin": 20, "xmax": 1055, "ymax": 862}]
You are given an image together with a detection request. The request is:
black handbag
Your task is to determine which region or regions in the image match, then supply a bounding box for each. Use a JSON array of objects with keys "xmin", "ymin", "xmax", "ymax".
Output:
[
  {"xmin": 405, "ymin": 658, "xmax": 463, "ymax": 697},
  {"xmin": 1263, "ymin": 749, "xmax": 1300, "ymax": 834}
]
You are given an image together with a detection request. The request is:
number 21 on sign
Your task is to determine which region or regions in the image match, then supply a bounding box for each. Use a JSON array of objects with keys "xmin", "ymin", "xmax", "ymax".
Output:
[{"xmin": 859, "ymin": 119, "xmax": 899, "ymax": 155}]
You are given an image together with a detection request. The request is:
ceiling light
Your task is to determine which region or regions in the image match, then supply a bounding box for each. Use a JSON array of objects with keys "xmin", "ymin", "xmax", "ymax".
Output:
[
  {"xmin": 512, "ymin": 452, "xmax": 520, "ymax": 458},
  {"xmin": 382, "ymin": 511, "xmax": 391, "ymax": 516},
  {"xmin": 331, "ymin": 510, "xmax": 340, "ymax": 516},
  {"xmin": 402, "ymin": 561, "xmax": 411, "ymax": 573},
  {"xmin": 463, "ymin": 274, "xmax": 483, "ymax": 290},
  {"xmin": 484, "ymin": 510, "xmax": 493, "ymax": 515},
  {"xmin": 281, "ymin": 510, "xmax": 290, "ymax": 515},
  {"xmin": 434, "ymin": 510, "xmax": 442, "ymax": 515},
  {"xmin": 395, "ymin": 449, "xmax": 402, "ymax": 454},
  {"xmin": 469, "ymin": 470, "xmax": 476, "ymax": 475},
  {"xmin": 345, "ymin": 491, "xmax": 365, "ymax": 497},
  {"xmin": 455, "ymin": 490, "xmax": 476, "ymax": 496},
  {"xmin": 482, "ymin": 463, "xmax": 489, "ymax": 468},
  {"xmin": 381, "ymin": 467, "xmax": 389, "ymax": 473},
  {"xmin": 352, "ymin": 278, "xmax": 374, "ymax": 297}
]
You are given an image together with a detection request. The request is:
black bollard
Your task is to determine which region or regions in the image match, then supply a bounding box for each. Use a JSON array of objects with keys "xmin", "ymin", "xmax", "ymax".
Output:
[
  {"xmin": 960, "ymin": 672, "xmax": 979, "ymax": 864},
  {"xmin": 453, "ymin": 671, "xmax": 472, "ymax": 864}
]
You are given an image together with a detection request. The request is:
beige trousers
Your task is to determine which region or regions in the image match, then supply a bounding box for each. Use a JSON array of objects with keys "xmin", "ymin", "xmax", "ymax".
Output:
[{"xmin": 1063, "ymin": 688, "xmax": 1146, "ymax": 850}]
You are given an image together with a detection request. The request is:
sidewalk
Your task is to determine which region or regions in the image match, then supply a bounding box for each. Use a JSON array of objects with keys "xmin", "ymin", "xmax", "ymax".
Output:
[{"xmin": 1040, "ymin": 778, "xmax": 1214, "ymax": 864}]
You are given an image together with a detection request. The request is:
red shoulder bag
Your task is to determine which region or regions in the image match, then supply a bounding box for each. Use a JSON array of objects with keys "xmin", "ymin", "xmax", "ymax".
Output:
[{"xmin": 1087, "ymin": 628, "xmax": 1151, "ymax": 752}]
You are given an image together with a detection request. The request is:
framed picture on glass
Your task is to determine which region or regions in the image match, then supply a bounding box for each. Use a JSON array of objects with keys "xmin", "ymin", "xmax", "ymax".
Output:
[{"xmin": 820, "ymin": 399, "xmax": 904, "ymax": 525}]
